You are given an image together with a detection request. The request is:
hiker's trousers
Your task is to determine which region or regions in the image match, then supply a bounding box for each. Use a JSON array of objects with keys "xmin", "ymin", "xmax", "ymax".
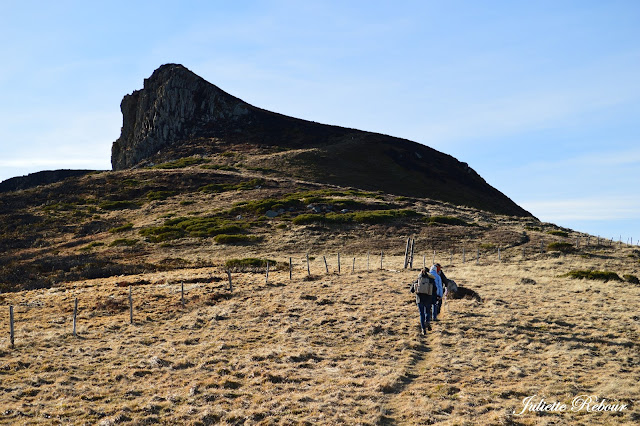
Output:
[{"xmin": 417, "ymin": 299, "xmax": 433, "ymax": 329}]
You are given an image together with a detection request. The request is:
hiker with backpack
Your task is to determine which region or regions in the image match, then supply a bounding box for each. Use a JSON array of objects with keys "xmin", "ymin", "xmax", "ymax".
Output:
[
  {"xmin": 431, "ymin": 263, "xmax": 446, "ymax": 320},
  {"xmin": 410, "ymin": 268, "xmax": 439, "ymax": 335}
]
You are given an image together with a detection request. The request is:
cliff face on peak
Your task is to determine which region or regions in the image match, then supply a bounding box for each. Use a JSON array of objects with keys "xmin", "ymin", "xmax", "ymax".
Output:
[
  {"xmin": 111, "ymin": 64, "xmax": 251, "ymax": 170},
  {"xmin": 111, "ymin": 64, "xmax": 532, "ymax": 217}
]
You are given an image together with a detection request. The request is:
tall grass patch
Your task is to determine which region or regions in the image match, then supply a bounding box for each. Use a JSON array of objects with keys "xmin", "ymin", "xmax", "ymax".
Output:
[
  {"xmin": 151, "ymin": 157, "xmax": 208, "ymax": 169},
  {"xmin": 146, "ymin": 190, "xmax": 177, "ymax": 201},
  {"xmin": 231, "ymin": 197, "xmax": 304, "ymax": 215},
  {"xmin": 199, "ymin": 178, "xmax": 264, "ymax": 194},
  {"xmin": 547, "ymin": 242, "xmax": 575, "ymax": 253},
  {"xmin": 426, "ymin": 215, "xmax": 473, "ymax": 226},
  {"xmin": 292, "ymin": 209, "xmax": 419, "ymax": 225},
  {"xmin": 214, "ymin": 234, "xmax": 262, "ymax": 245},
  {"xmin": 224, "ymin": 258, "xmax": 278, "ymax": 271},
  {"xmin": 109, "ymin": 238, "xmax": 139, "ymax": 247},
  {"xmin": 99, "ymin": 200, "xmax": 140, "ymax": 211},
  {"xmin": 108, "ymin": 223, "xmax": 133, "ymax": 233},
  {"xmin": 547, "ymin": 230, "xmax": 569, "ymax": 237},
  {"xmin": 140, "ymin": 216, "xmax": 248, "ymax": 242},
  {"xmin": 564, "ymin": 270, "xmax": 622, "ymax": 282}
]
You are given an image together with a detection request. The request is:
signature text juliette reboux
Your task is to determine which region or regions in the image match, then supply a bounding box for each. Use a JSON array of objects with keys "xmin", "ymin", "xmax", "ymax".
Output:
[{"xmin": 515, "ymin": 395, "xmax": 628, "ymax": 416}]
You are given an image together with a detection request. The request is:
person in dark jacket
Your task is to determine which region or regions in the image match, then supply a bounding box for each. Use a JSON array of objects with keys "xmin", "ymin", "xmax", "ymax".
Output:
[{"xmin": 410, "ymin": 268, "xmax": 437, "ymax": 335}]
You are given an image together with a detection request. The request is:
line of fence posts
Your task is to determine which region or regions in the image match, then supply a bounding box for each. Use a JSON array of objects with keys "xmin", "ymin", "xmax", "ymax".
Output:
[
  {"xmin": 6, "ymin": 279, "xmax": 217, "ymax": 348},
  {"xmin": 11, "ymin": 233, "xmax": 640, "ymax": 349},
  {"xmin": 0, "ymin": 245, "xmax": 490, "ymax": 348}
]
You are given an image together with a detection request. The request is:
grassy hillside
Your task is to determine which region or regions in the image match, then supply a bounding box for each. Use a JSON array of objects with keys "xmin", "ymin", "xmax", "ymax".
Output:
[
  {"xmin": 1, "ymin": 252, "xmax": 638, "ymax": 424},
  {"xmin": 1, "ymin": 161, "xmax": 639, "ymax": 424},
  {"xmin": 0, "ymin": 158, "xmax": 536, "ymax": 293}
]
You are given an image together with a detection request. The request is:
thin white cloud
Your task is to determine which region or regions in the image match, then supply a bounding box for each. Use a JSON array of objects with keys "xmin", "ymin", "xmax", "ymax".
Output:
[
  {"xmin": 521, "ymin": 195, "xmax": 640, "ymax": 222},
  {"xmin": 415, "ymin": 47, "xmax": 640, "ymax": 148},
  {"xmin": 420, "ymin": 85, "xmax": 638, "ymax": 147},
  {"xmin": 0, "ymin": 158, "xmax": 108, "ymax": 169},
  {"xmin": 502, "ymin": 146, "xmax": 640, "ymax": 181}
]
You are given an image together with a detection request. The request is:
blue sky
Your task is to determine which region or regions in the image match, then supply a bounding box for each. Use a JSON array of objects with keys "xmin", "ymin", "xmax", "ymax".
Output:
[{"xmin": 1, "ymin": 0, "xmax": 639, "ymax": 242}]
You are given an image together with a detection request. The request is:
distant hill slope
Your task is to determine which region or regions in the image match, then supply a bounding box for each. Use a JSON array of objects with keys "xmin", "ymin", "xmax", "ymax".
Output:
[
  {"xmin": 0, "ymin": 169, "xmax": 96, "ymax": 193},
  {"xmin": 111, "ymin": 64, "xmax": 531, "ymax": 217}
]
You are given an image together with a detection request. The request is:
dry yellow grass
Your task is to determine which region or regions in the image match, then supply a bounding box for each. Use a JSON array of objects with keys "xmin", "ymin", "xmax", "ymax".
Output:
[{"xmin": 1, "ymin": 248, "xmax": 638, "ymax": 425}]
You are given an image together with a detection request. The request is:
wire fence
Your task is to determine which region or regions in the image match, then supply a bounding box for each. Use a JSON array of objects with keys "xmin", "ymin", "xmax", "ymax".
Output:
[{"xmin": 3, "ymin": 235, "xmax": 638, "ymax": 349}]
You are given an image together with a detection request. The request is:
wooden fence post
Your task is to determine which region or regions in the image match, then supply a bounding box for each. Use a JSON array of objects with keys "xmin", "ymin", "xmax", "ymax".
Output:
[
  {"xmin": 338, "ymin": 253, "xmax": 341, "ymax": 275},
  {"xmin": 352, "ymin": 257, "xmax": 356, "ymax": 274},
  {"xmin": 476, "ymin": 248, "xmax": 479, "ymax": 265},
  {"xmin": 463, "ymin": 248, "xmax": 466, "ymax": 263},
  {"xmin": 227, "ymin": 270, "xmax": 233, "ymax": 292},
  {"xmin": 289, "ymin": 257, "xmax": 293, "ymax": 280},
  {"xmin": 498, "ymin": 247, "xmax": 501, "ymax": 262},
  {"xmin": 409, "ymin": 238, "xmax": 415, "ymax": 269},
  {"xmin": 129, "ymin": 286, "xmax": 133, "ymax": 325},
  {"xmin": 266, "ymin": 261, "xmax": 270, "ymax": 284},
  {"xmin": 403, "ymin": 237, "xmax": 410, "ymax": 269},
  {"xmin": 73, "ymin": 298, "xmax": 78, "ymax": 337},
  {"xmin": 306, "ymin": 253, "xmax": 310, "ymax": 276},
  {"xmin": 323, "ymin": 256, "xmax": 329, "ymax": 274},
  {"xmin": 9, "ymin": 306, "xmax": 15, "ymax": 348},
  {"xmin": 181, "ymin": 282, "xmax": 185, "ymax": 306}
]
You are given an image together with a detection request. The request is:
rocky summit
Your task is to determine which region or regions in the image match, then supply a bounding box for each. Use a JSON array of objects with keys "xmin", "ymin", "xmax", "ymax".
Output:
[{"xmin": 111, "ymin": 64, "xmax": 531, "ymax": 217}]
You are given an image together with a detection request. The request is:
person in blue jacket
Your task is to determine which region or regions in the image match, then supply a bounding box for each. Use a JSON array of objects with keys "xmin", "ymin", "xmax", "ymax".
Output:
[{"xmin": 429, "ymin": 264, "xmax": 444, "ymax": 321}]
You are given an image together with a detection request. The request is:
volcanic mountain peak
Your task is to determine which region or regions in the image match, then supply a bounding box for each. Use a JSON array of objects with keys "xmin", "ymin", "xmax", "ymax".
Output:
[
  {"xmin": 111, "ymin": 64, "xmax": 251, "ymax": 170},
  {"xmin": 111, "ymin": 64, "xmax": 531, "ymax": 217}
]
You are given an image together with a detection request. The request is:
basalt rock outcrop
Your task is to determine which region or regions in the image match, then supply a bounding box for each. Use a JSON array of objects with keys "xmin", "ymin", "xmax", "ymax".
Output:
[
  {"xmin": 111, "ymin": 64, "xmax": 532, "ymax": 217},
  {"xmin": 111, "ymin": 64, "xmax": 251, "ymax": 170}
]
